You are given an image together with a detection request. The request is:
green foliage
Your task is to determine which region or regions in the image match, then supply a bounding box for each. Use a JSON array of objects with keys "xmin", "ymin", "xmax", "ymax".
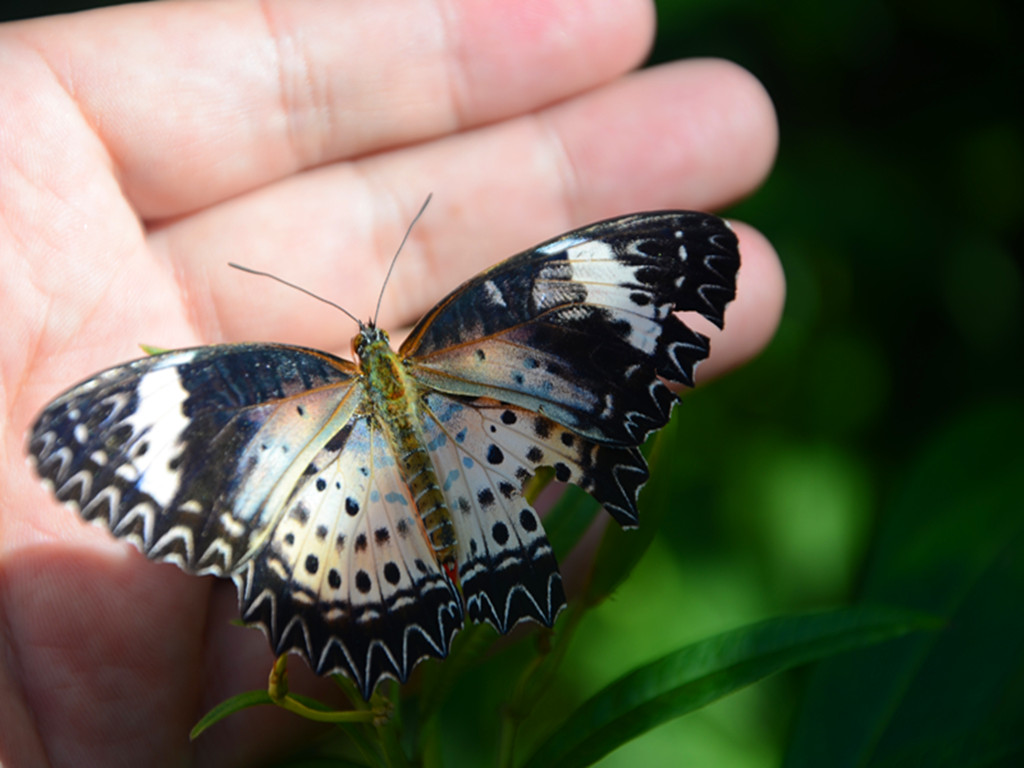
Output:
[
  {"xmin": 521, "ymin": 607, "xmax": 935, "ymax": 768},
  {"xmin": 784, "ymin": 404, "xmax": 1024, "ymax": 766},
  {"xmin": 192, "ymin": 690, "xmax": 276, "ymax": 740},
  {"xmin": 197, "ymin": 599, "xmax": 927, "ymax": 768}
]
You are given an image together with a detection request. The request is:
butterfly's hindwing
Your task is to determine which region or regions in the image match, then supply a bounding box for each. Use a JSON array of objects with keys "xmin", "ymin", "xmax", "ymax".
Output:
[
  {"xmin": 417, "ymin": 390, "xmax": 653, "ymax": 631},
  {"xmin": 234, "ymin": 416, "xmax": 463, "ymax": 697},
  {"xmin": 403, "ymin": 211, "xmax": 739, "ymax": 446},
  {"xmin": 418, "ymin": 392, "xmax": 565, "ymax": 631}
]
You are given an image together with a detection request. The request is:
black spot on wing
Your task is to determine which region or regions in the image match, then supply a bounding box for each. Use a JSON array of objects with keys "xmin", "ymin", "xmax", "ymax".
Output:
[{"xmin": 492, "ymin": 522, "xmax": 509, "ymax": 545}]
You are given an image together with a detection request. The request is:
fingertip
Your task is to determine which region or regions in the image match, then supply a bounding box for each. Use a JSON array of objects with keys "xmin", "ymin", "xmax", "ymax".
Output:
[
  {"xmin": 699, "ymin": 221, "xmax": 785, "ymax": 381},
  {"xmin": 658, "ymin": 57, "xmax": 778, "ymax": 210},
  {"xmin": 692, "ymin": 58, "xmax": 779, "ymax": 200}
]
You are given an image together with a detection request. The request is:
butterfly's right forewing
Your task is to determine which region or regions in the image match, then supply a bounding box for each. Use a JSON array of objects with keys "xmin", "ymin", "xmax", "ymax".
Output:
[{"xmin": 401, "ymin": 211, "xmax": 740, "ymax": 448}]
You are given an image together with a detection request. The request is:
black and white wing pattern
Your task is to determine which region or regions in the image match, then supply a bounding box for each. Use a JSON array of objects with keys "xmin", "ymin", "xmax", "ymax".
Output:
[
  {"xmin": 403, "ymin": 211, "xmax": 739, "ymax": 450},
  {"xmin": 393, "ymin": 211, "xmax": 740, "ymax": 631},
  {"xmin": 235, "ymin": 413, "xmax": 464, "ymax": 696},
  {"xmin": 28, "ymin": 344, "xmax": 464, "ymax": 697},
  {"xmin": 27, "ymin": 210, "xmax": 740, "ymax": 698}
]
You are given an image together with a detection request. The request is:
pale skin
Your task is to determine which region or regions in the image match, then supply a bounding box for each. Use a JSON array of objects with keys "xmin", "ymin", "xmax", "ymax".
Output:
[{"xmin": 0, "ymin": 0, "xmax": 785, "ymax": 765}]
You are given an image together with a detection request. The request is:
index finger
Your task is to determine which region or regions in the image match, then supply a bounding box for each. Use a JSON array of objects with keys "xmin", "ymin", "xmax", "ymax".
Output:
[{"xmin": 8, "ymin": 0, "xmax": 655, "ymax": 218}]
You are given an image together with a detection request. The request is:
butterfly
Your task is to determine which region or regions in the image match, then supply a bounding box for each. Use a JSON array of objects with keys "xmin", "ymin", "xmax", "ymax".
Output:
[{"xmin": 27, "ymin": 210, "xmax": 740, "ymax": 699}]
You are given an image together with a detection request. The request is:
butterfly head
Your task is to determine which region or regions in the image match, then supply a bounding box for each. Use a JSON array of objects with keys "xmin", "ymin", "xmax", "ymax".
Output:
[{"xmin": 352, "ymin": 324, "xmax": 390, "ymax": 362}]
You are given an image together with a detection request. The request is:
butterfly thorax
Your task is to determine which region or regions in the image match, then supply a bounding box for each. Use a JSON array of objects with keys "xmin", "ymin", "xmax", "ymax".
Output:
[{"xmin": 354, "ymin": 325, "xmax": 458, "ymax": 573}]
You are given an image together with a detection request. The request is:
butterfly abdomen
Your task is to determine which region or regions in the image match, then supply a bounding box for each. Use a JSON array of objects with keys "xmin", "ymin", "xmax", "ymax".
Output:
[
  {"xmin": 388, "ymin": 427, "xmax": 457, "ymax": 560},
  {"xmin": 357, "ymin": 326, "xmax": 458, "ymax": 569}
]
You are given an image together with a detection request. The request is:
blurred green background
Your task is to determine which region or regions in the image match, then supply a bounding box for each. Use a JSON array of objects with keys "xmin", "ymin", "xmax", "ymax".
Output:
[
  {"xmin": 632, "ymin": 1, "xmax": 1022, "ymax": 764},
  {"xmin": 431, "ymin": 2, "xmax": 1024, "ymax": 765},
  {"xmin": 5, "ymin": 0, "xmax": 1021, "ymax": 765}
]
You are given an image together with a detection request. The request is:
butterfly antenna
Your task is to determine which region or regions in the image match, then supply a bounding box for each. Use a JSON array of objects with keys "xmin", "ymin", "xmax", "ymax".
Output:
[
  {"xmin": 373, "ymin": 193, "xmax": 433, "ymax": 327},
  {"xmin": 228, "ymin": 263, "xmax": 363, "ymax": 327}
]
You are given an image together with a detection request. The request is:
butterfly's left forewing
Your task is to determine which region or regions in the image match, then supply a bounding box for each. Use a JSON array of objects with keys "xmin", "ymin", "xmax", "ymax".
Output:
[{"xmin": 29, "ymin": 344, "xmax": 362, "ymax": 575}]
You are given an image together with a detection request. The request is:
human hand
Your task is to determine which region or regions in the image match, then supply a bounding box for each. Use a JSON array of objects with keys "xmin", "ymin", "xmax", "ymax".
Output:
[{"xmin": 0, "ymin": 1, "xmax": 783, "ymax": 765}]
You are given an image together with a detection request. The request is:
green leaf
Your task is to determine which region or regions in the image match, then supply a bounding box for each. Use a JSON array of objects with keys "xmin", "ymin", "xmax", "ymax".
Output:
[
  {"xmin": 784, "ymin": 403, "xmax": 1024, "ymax": 767},
  {"xmin": 520, "ymin": 606, "xmax": 934, "ymax": 768},
  {"xmin": 191, "ymin": 690, "xmax": 274, "ymax": 739}
]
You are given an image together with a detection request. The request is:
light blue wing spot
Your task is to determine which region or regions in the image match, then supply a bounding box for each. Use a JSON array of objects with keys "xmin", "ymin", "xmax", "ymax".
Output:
[
  {"xmin": 385, "ymin": 491, "xmax": 408, "ymax": 506},
  {"xmin": 462, "ymin": 456, "xmax": 475, "ymax": 469},
  {"xmin": 537, "ymin": 234, "xmax": 586, "ymax": 254},
  {"xmin": 370, "ymin": 489, "xmax": 381, "ymax": 503},
  {"xmin": 439, "ymin": 400, "xmax": 464, "ymax": 422},
  {"xmin": 442, "ymin": 468, "xmax": 460, "ymax": 492},
  {"xmin": 427, "ymin": 431, "xmax": 448, "ymax": 451},
  {"xmin": 426, "ymin": 394, "xmax": 465, "ymax": 423},
  {"xmin": 455, "ymin": 428, "xmax": 467, "ymax": 444}
]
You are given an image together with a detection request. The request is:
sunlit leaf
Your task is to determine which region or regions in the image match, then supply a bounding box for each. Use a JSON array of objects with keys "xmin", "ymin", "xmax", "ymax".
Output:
[
  {"xmin": 522, "ymin": 606, "xmax": 934, "ymax": 768},
  {"xmin": 191, "ymin": 690, "xmax": 274, "ymax": 740}
]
